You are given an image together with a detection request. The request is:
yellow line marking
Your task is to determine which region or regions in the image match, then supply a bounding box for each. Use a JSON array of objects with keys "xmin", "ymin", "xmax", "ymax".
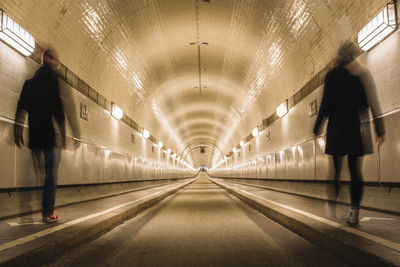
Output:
[
  {"xmin": 7, "ymin": 222, "xmax": 45, "ymax": 226},
  {"xmin": 360, "ymin": 217, "xmax": 396, "ymax": 222}
]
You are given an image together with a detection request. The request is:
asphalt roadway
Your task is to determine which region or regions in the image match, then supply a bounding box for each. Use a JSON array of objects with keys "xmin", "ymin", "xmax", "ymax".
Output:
[{"xmin": 49, "ymin": 174, "xmax": 347, "ymax": 267}]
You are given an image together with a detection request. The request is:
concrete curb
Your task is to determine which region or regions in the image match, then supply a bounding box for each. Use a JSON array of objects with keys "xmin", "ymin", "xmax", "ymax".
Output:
[
  {"xmin": 0, "ymin": 179, "xmax": 194, "ymax": 266},
  {"xmin": 210, "ymin": 178, "xmax": 400, "ymax": 267},
  {"xmin": 209, "ymin": 176, "xmax": 400, "ymax": 215},
  {"xmin": 0, "ymin": 179, "xmax": 193, "ymax": 220}
]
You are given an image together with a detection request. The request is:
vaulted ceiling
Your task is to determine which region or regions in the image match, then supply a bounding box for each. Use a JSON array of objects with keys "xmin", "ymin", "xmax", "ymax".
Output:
[{"xmin": 0, "ymin": 0, "xmax": 388, "ymax": 167}]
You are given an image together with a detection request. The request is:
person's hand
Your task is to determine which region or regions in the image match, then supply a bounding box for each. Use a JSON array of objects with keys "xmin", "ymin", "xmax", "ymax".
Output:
[
  {"xmin": 14, "ymin": 126, "xmax": 24, "ymax": 148},
  {"xmin": 376, "ymin": 135, "xmax": 385, "ymax": 146}
]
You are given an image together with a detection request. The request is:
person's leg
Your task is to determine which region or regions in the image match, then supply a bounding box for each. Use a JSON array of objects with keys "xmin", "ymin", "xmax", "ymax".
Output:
[
  {"xmin": 348, "ymin": 155, "xmax": 363, "ymax": 208},
  {"xmin": 42, "ymin": 148, "xmax": 61, "ymax": 218},
  {"xmin": 346, "ymin": 155, "xmax": 363, "ymax": 224},
  {"xmin": 327, "ymin": 155, "xmax": 342, "ymax": 219},
  {"xmin": 29, "ymin": 150, "xmax": 44, "ymax": 221},
  {"xmin": 332, "ymin": 155, "xmax": 342, "ymax": 196},
  {"xmin": 31, "ymin": 150, "xmax": 44, "ymax": 179}
]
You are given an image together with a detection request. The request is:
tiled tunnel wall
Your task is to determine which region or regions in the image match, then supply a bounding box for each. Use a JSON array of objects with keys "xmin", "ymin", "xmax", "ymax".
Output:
[
  {"xmin": 0, "ymin": 41, "xmax": 197, "ymax": 189},
  {"xmin": 209, "ymin": 29, "xmax": 400, "ymax": 184},
  {"xmin": 0, "ymin": 2, "xmax": 399, "ymax": 189}
]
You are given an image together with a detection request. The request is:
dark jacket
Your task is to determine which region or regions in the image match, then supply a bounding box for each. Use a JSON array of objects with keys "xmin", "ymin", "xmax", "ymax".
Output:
[
  {"xmin": 15, "ymin": 63, "xmax": 65, "ymax": 150},
  {"xmin": 313, "ymin": 64, "xmax": 384, "ymax": 156}
]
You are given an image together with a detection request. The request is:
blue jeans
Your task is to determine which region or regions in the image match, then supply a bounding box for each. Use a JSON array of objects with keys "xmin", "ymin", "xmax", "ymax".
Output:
[{"xmin": 32, "ymin": 149, "xmax": 61, "ymax": 217}]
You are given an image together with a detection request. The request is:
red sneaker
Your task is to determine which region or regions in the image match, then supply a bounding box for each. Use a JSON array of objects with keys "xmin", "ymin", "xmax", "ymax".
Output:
[{"xmin": 42, "ymin": 213, "xmax": 58, "ymax": 223}]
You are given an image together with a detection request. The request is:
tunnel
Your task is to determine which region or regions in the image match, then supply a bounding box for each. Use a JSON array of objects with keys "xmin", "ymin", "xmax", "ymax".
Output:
[{"xmin": 0, "ymin": 0, "xmax": 400, "ymax": 266}]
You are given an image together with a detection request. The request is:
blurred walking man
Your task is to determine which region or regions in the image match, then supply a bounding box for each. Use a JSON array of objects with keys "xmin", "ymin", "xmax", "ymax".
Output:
[{"xmin": 14, "ymin": 48, "xmax": 80, "ymax": 222}]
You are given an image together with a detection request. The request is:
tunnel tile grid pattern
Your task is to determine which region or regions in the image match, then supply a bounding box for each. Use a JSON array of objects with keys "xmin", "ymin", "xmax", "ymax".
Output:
[
  {"xmin": 0, "ymin": 0, "xmax": 390, "ymax": 166},
  {"xmin": 28, "ymin": 35, "xmax": 348, "ymax": 163},
  {"xmin": 0, "ymin": 1, "xmax": 396, "ymax": 178}
]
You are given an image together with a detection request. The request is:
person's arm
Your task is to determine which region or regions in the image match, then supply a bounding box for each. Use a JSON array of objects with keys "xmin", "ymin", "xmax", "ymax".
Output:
[
  {"xmin": 59, "ymin": 83, "xmax": 81, "ymax": 148},
  {"xmin": 52, "ymin": 77, "xmax": 66, "ymax": 147},
  {"xmin": 313, "ymin": 72, "xmax": 331, "ymax": 136},
  {"xmin": 14, "ymin": 80, "xmax": 29, "ymax": 147},
  {"xmin": 361, "ymin": 69, "xmax": 385, "ymax": 145}
]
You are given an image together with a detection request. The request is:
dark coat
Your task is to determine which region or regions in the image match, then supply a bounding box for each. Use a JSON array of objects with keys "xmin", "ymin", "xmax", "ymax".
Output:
[
  {"xmin": 313, "ymin": 65, "xmax": 384, "ymax": 156},
  {"xmin": 15, "ymin": 63, "xmax": 65, "ymax": 150}
]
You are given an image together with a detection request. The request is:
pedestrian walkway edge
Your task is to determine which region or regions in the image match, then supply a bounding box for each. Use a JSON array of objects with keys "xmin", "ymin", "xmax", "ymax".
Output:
[
  {"xmin": 0, "ymin": 179, "xmax": 195, "ymax": 267},
  {"xmin": 210, "ymin": 178, "xmax": 400, "ymax": 267}
]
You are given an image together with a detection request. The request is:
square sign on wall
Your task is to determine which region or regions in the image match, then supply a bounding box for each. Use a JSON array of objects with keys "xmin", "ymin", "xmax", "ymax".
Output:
[
  {"xmin": 80, "ymin": 103, "xmax": 88, "ymax": 121},
  {"xmin": 309, "ymin": 99, "xmax": 317, "ymax": 117}
]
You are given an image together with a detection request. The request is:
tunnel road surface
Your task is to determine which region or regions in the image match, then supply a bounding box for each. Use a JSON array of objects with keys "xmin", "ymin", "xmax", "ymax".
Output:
[{"xmin": 49, "ymin": 174, "xmax": 348, "ymax": 267}]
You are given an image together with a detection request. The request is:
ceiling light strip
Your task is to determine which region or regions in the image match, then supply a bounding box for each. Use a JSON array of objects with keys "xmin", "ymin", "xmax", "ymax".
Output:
[
  {"xmin": 358, "ymin": 2, "xmax": 397, "ymax": 51},
  {"xmin": 0, "ymin": 9, "xmax": 35, "ymax": 56}
]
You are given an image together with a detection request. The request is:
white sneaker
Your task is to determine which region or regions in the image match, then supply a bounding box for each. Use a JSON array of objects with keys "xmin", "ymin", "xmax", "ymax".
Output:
[{"xmin": 346, "ymin": 207, "xmax": 359, "ymax": 225}]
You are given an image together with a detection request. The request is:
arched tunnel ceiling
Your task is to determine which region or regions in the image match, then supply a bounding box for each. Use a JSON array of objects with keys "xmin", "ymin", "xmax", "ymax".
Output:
[{"xmin": 0, "ymin": 0, "xmax": 388, "ymax": 167}]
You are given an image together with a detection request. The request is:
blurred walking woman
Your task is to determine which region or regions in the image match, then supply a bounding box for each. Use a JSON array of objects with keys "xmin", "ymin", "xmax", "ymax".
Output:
[{"xmin": 313, "ymin": 41, "xmax": 385, "ymax": 224}]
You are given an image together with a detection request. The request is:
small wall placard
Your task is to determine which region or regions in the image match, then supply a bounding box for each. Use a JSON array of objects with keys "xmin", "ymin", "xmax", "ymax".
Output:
[
  {"xmin": 80, "ymin": 103, "xmax": 88, "ymax": 121},
  {"xmin": 309, "ymin": 99, "xmax": 317, "ymax": 117}
]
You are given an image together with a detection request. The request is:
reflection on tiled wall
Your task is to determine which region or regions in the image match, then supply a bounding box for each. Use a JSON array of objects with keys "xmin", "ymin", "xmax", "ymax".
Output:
[
  {"xmin": 0, "ymin": 0, "xmax": 390, "ymax": 167},
  {"xmin": 0, "ymin": 41, "xmax": 196, "ymax": 188},
  {"xmin": 211, "ymin": 29, "xmax": 400, "ymax": 184}
]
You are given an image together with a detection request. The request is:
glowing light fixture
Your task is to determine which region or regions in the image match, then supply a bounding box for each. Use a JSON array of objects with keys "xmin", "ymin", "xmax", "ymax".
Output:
[
  {"xmin": 358, "ymin": 2, "xmax": 397, "ymax": 51},
  {"xmin": 233, "ymin": 147, "xmax": 237, "ymax": 153},
  {"xmin": 252, "ymin": 127, "xmax": 259, "ymax": 137},
  {"xmin": 0, "ymin": 10, "xmax": 35, "ymax": 56},
  {"xmin": 167, "ymin": 148, "xmax": 171, "ymax": 154},
  {"xmin": 111, "ymin": 103, "xmax": 123, "ymax": 120},
  {"xmin": 297, "ymin": 146, "xmax": 303, "ymax": 155},
  {"xmin": 158, "ymin": 141, "xmax": 163, "ymax": 148},
  {"xmin": 276, "ymin": 100, "xmax": 288, "ymax": 118},
  {"xmin": 240, "ymin": 140, "xmax": 245, "ymax": 147},
  {"xmin": 317, "ymin": 138, "xmax": 326, "ymax": 148},
  {"xmin": 143, "ymin": 129, "xmax": 150, "ymax": 139}
]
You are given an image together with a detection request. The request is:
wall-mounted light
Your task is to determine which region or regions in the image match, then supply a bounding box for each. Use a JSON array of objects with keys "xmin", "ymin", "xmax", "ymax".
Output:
[
  {"xmin": 167, "ymin": 148, "xmax": 171, "ymax": 154},
  {"xmin": 252, "ymin": 127, "xmax": 259, "ymax": 137},
  {"xmin": 276, "ymin": 100, "xmax": 288, "ymax": 118},
  {"xmin": 111, "ymin": 102, "xmax": 123, "ymax": 120},
  {"xmin": 143, "ymin": 129, "xmax": 150, "ymax": 139},
  {"xmin": 358, "ymin": 2, "xmax": 397, "ymax": 51},
  {"xmin": 0, "ymin": 10, "xmax": 35, "ymax": 56},
  {"xmin": 317, "ymin": 138, "xmax": 326, "ymax": 148},
  {"xmin": 297, "ymin": 146, "xmax": 303, "ymax": 155},
  {"xmin": 158, "ymin": 141, "xmax": 163, "ymax": 148},
  {"xmin": 233, "ymin": 147, "xmax": 237, "ymax": 153},
  {"xmin": 240, "ymin": 140, "xmax": 245, "ymax": 147}
]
